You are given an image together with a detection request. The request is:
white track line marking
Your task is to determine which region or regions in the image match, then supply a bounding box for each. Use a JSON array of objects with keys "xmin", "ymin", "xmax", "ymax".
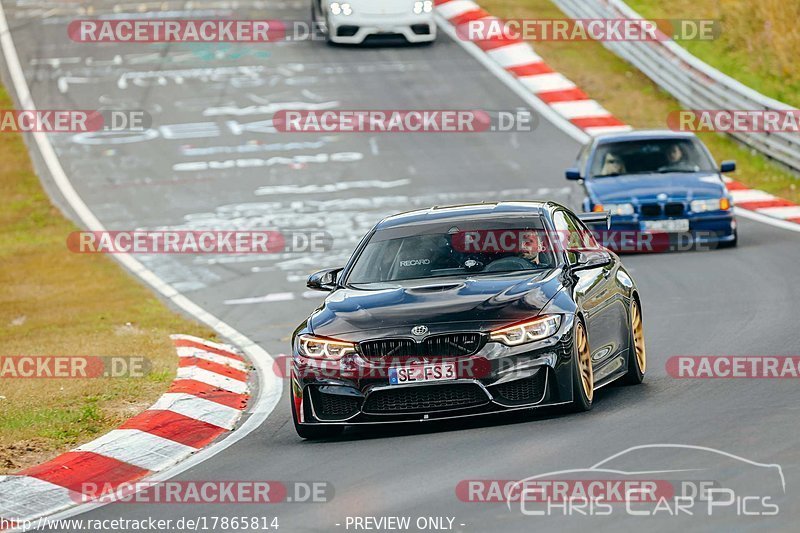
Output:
[
  {"xmin": 437, "ymin": 0, "xmax": 480, "ymax": 19},
  {"xmin": 550, "ymin": 100, "xmax": 611, "ymax": 119},
  {"xmin": 176, "ymin": 347, "xmax": 249, "ymax": 371},
  {"xmin": 584, "ymin": 125, "xmax": 634, "ymax": 135},
  {"xmin": 755, "ymin": 205, "xmax": 800, "ymax": 219},
  {"xmin": 175, "ymin": 367, "xmax": 249, "ymax": 394},
  {"xmin": 0, "ymin": 3, "xmax": 281, "ymax": 526},
  {"xmin": 486, "ymin": 42, "xmax": 543, "ymax": 68},
  {"xmin": 74, "ymin": 430, "xmax": 197, "ymax": 472},
  {"xmin": 149, "ymin": 394, "xmax": 243, "ymax": 430},
  {"xmin": 0, "ymin": 476, "xmax": 78, "ymax": 521},
  {"xmin": 518, "ymin": 72, "xmax": 576, "ymax": 93},
  {"xmin": 730, "ymin": 189, "xmax": 776, "ymax": 203}
]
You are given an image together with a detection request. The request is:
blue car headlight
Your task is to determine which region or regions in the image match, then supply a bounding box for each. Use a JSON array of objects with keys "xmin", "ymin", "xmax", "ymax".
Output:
[{"xmin": 691, "ymin": 198, "xmax": 731, "ymax": 212}]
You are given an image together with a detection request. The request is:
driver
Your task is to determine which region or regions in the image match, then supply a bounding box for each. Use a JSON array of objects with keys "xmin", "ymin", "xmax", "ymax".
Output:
[
  {"xmin": 519, "ymin": 232, "xmax": 545, "ymax": 266},
  {"xmin": 666, "ymin": 143, "xmax": 685, "ymax": 165}
]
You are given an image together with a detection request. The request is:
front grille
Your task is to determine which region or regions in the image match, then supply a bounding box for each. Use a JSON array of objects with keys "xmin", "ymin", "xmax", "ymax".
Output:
[
  {"xmin": 491, "ymin": 370, "xmax": 547, "ymax": 406},
  {"xmin": 640, "ymin": 203, "xmax": 662, "ymax": 217},
  {"xmin": 360, "ymin": 339, "xmax": 416, "ymax": 359},
  {"xmin": 363, "ymin": 383, "xmax": 488, "ymax": 414},
  {"xmin": 310, "ymin": 388, "xmax": 361, "ymax": 421},
  {"xmin": 665, "ymin": 202, "xmax": 685, "ymax": 217},
  {"xmin": 359, "ymin": 333, "xmax": 483, "ymax": 361}
]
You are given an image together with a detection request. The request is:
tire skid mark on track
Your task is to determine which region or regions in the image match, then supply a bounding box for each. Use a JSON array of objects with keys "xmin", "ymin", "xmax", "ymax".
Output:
[{"xmin": 0, "ymin": 336, "xmax": 250, "ymax": 527}]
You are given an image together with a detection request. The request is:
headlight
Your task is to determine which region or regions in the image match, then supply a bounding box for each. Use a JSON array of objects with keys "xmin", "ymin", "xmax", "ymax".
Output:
[
  {"xmin": 490, "ymin": 315, "xmax": 562, "ymax": 346},
  {"xmin": 691, "ymin": 198, "xmax": 730, "ymax": 212},
  {"xmin": 595, "ymin": 203, "xmax": 634, "ymax": 216},
  {"xmin": 330, "ymin": 2, "xmax": 352, "ymax": 16},
  {"xmin": 297, "ymin": 334, "xmax": 356, "ymax": 360},
  {"xmin": 413, "ymin": 1, "xmax": 433, "ymax": 13}
]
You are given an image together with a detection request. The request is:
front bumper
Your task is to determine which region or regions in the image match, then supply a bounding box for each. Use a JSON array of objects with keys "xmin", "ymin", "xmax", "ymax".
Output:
[
  {"xmin": 291, "ymin": 316, "xmax": 577, "ymax": 426},
  {"xmin": 593, "ymin": 212, "xmax": 737, "ymax": 252},
  {"xmin": 328, "ymin": 13, "xmax": 436, "ymax": 44}
]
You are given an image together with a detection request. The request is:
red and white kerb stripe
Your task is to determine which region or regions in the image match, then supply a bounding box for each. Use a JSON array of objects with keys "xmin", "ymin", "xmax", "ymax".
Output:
[
  {"xmin": 0, "ymin": 335, "xmax": 250, "ymax": 527},
  {"xmin": 724, "ymin": 177, "xmax": 800, "ymax": 224},
  {"xmin": 435, "ymin": 0, "xmax": 632, "ymax": 136}
]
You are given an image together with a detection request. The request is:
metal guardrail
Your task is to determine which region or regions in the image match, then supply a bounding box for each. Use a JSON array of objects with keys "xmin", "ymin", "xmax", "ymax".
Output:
[{"xmin": 551, "ymin": 0, "xmax": 800, "ymax": 173}]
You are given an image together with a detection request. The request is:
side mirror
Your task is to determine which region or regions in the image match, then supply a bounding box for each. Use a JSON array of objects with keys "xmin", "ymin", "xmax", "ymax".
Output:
[
  {"xmin": 720, "ymin": 161, "xmax": 736, "ymax": 173},
  {"xmin": 571, "ymin": 249, "xmax": 612, "ymax": 270},
  {"xmin": 565, "ymin": 168, "xmax": 582, "ymax": 181},
  {"xmin": 307, "ymin": 268, "xmax": 343, "ymax": 291}
]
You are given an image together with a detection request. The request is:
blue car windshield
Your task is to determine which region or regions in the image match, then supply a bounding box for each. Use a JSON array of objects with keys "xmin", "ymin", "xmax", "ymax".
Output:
[{"xmin": 591, "ymin": 138, "xmax": 716, "ymax": 178}]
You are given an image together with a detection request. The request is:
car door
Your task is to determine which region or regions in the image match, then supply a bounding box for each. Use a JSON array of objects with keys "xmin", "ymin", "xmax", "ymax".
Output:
[{"xmin": 554, "ymin": 210, "xmax": 625, "ymax": 368}]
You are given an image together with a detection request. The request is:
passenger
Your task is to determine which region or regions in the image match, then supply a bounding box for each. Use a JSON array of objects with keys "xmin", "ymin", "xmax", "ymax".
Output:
[{"xmin": 600, "ymin": 151, "xmax": 626, "ymax": 175}]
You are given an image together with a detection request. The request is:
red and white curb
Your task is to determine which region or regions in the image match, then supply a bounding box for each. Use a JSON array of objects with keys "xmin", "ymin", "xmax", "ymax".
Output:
[
  {"xmin": 435, "ymin": 0, "xmax": 800, "ymax": 230},
  {"xmin": 724, "ymin": 178, "xmax": 800, "ymax": 225},
  {"xmin": 435, "ymin": 0, "xmax": 631, "ymax": 137},
  {"xmin": 0, "ymin": 335, "xmax": 250, "ymax": 528}
]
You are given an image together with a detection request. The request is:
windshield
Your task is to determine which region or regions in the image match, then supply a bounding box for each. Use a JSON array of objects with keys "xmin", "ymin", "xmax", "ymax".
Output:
[
  {"xmin": 346, "ymin": 216, "xmax": 555, "ymax": 284},
  {"xmin": 591, "ymin": 138, "xmax": 715, "ymax": 177}
]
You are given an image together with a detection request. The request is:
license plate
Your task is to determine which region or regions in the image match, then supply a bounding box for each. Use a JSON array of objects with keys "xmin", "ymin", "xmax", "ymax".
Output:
[
  {"xmin": 388, "ymin": 362, "xmax": 456, "ymax": 385},
  {"xmin": 643, "ymin": 219, "xmax": 690, "ymax": 232}
]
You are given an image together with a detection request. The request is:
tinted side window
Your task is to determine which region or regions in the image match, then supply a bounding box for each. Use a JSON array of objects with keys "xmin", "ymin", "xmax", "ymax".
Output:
[{"xmin": 552, "ymin": 211, "xmax": 599, "ymax": 262}]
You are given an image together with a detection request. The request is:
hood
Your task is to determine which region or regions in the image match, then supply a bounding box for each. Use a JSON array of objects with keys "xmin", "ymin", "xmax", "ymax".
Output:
[
  {"xmin": 309, "ymin": 270, "xmax": 564, "ymax": 340},
  {"xmin": 586, "ymin": 172, "xmax": 726, "ymax": 203}
]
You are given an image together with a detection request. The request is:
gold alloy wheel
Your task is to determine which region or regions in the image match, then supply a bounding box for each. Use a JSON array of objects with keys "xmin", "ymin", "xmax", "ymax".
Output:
[
  {"xmin": 632, "ymin": 300, "xmax": 647, "ymax": 373},
  {"xmin": 576, "ymin": 322, "xmax": 593, "ymax": 402}
]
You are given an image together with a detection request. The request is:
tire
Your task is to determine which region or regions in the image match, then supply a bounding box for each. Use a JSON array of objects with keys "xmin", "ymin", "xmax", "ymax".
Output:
[
  {"xmin": 569, "ymin": 319, "xmax": 593, "ymax": 412},
  {"xmin": 291, "ymin": 390, "xmax": 345, "ymax": 440},
  {"xmin": 718, "ymin": 230, "xmax": 738, "ymax": 249},
  {"xmin": 622, "ymin": 298, "xmax": 646, "ymax": 385}
]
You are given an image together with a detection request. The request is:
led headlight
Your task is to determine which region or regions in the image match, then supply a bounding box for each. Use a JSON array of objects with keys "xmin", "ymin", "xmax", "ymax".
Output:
[
  {"xmin": 490, "ymin": 315, "xmax": 562, "ymax": 346},
  {"xmin": 596, "ymin": 203, "xmax": 634, "ymax": 216},
  {"xmin": 691, "ymin": 198, "xmax": 730, "ymax": 212},
  {"xmin": 330, "ymin": 2, "xmax": 352, "ymax": 16},
  {"xmin": 297, "ymin": 334, "xmax": 356, "ymax": 360},
  {"xmin": 413, "ymin": 1, "xmax": 433, "ymax": 13}
]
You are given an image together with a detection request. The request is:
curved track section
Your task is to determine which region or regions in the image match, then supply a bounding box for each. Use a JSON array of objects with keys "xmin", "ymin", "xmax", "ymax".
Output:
[{"xmin": 1, "ymin": 0, "xmax": 798, "ymax": 531}]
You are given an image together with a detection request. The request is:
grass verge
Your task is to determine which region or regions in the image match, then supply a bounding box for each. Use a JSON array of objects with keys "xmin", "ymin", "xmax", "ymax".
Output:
[
  {"xmin": 627, "ymin": 0, "xmax": 800, "ymax": 109},
  {"xmin": 478, "ymin": 0, "xmax": 799, "ymax": 203},
  {"xmin": 0, "ymin": 84, "xmax": 214, "ymax": 474}
]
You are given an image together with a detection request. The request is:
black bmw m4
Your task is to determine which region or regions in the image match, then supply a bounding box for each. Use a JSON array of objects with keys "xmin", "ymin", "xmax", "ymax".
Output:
[{"xmin": 290, "ymin": 201, "xmax": 646, "ymax": 439}]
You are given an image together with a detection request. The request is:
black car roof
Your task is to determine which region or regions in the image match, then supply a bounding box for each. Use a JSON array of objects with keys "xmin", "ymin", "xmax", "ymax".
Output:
[{"xmin": 375, "ymin": 201, "xmax": 550, "ymax": 230}]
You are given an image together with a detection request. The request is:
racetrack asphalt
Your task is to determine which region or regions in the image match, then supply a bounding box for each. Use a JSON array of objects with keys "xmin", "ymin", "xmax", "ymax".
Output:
[{"xmin": 1, "ymin": 0, "xmax": 798, "ymax": 531}]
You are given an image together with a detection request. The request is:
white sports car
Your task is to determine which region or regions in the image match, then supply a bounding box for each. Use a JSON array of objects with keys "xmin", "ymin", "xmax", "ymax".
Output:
[{"xmin": 312, "ymin": 0, "xmax": 437, "ymax": 44}]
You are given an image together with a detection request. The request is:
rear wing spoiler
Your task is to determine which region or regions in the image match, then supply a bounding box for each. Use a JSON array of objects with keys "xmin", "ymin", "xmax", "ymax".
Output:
[{"xmin": 577, "ymin": 212, "xmax": 611, "ymax": 230}]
